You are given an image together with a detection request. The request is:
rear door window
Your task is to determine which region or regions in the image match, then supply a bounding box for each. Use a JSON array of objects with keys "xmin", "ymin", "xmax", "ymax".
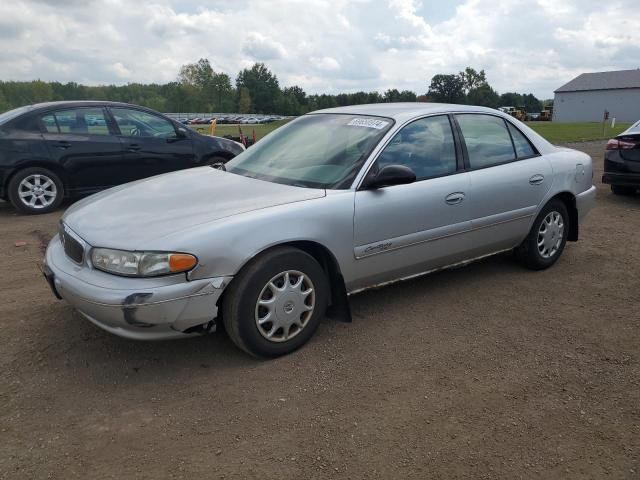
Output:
[
  {"xmin": 41, "ymin": 114, "xmax": 58, "ymax": 133},
  {"xmin": 456, "ymin": 114, "xmax": 516, "ymax": 169},
  {"xmin": 40, "ymin": 108, "xmax": 111, "ymax": 135}
]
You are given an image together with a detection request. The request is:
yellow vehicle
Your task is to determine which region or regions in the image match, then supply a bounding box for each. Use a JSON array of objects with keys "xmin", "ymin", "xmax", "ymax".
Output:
[
  {"xmin": 512, "ymin": 107, "xmax": 527, "ymax": 122},
  {"xmin": 539, "ymin": 106, "xmax": 553, "ymax": 121},
  {"xmin": 498, "ymin": 106, "xmax": 527, "ymax": 122}
]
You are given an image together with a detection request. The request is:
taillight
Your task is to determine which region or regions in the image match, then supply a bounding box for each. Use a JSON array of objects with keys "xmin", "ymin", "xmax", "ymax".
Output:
[{"xmin": 606, "ymin": 138, "xmax": 636, "ymax": 150}]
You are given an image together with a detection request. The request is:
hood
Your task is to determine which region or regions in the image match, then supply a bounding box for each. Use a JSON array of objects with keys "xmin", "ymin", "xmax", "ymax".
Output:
[{"xmin": 63, "ymin": 167, "xmax": 325, "ymax": 248}]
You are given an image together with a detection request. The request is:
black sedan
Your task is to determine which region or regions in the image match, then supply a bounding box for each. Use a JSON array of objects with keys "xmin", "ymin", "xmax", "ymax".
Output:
[
  {"xmin": 0, "ymin": 101, "xmax": 244, "ymax": 214},
  {"xmin": 603, "ymin": 120, "xmax": 640, "ymax": 195}
]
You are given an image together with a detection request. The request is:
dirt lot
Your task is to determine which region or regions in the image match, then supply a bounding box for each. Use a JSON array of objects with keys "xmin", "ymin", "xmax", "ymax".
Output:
[{"xmin": 1, "ymin": 141, "xmax": 638, "ymax": 479}]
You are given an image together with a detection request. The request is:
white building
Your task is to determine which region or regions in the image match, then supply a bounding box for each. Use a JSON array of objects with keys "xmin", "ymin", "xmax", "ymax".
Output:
[{"xmin": 553, "ymin": 69, "xmax": 640, "ymax": 122}]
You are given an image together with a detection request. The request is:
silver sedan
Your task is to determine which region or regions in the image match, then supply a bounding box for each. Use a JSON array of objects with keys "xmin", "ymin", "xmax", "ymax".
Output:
[{"xmin": 43, "ymin": 103, "xmax": 596, "ymax": 357}]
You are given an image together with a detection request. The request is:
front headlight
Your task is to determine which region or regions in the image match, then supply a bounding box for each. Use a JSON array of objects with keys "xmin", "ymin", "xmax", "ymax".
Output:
[{"xmin": 91, "ymin": 248, "xmax": 197, "ymax": 277}]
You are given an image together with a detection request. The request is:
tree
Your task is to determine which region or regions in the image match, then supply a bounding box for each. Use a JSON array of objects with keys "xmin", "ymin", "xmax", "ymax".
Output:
[
  {"xmin": 398, "ymin": 90, "xmax": 417, "ymax": 102},
  {"xmin": 427, "ymin": 74, "xmax": 465, "ymax": 104},
  {"xmin": 521, "ymin": 93, "xmax": 542, "ymax": 112},
  {"xmin": 283, "ymin": 86, "xmax": 306, "ymax": 106},
  {"xmin": 211, "ymin": 72, "xmax": 233, "ymax": 111},
  {"xmin": 0, "ymin": 89, "xmax": 10, "ymax": 113},
  {"xmin": 466, "ymin": 84, "xmax": 500, "ymax": 108},
  {"xmin": 236, "ymin": 63, "xmax": 280, "ymax": 114},
  {"xmin": 276, "ymin": 91, "xmax": 301, "ymax": 116},
  {"xmin": 237, "ymin": 87, "xmax": 252, "ymax": 113},
  {"xmin": 0, "ymin": 62, "xmax": 545, "ymax": 117},
  {"xmin": 178, "ymin": 58, "xmax": 233, "ymax": 111},
  {"xmin": 383, "ymin": 88, "xmax": 401, "ymax": 102},
  {"xmin": 459, "ymin": 67, "xmax": 487, "ymax": 95},
  {"xmin": 178, "ymin": 58, "xmax": 215, "ymax": 89},
  {"xmin": 499, "ymin": 92, "xmax": 522, "ymax": 107}
]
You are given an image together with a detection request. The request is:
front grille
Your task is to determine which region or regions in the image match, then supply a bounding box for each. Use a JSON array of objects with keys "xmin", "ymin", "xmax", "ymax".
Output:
[{"xmin": 59, "ymin": 223, "xmax": 84, "ymax": 264}]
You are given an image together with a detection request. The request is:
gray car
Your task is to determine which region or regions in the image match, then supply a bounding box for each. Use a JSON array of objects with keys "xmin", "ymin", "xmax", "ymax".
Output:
[{"xmin": 43, "ymin": 103, "xmax": 596, "ymax": 357}]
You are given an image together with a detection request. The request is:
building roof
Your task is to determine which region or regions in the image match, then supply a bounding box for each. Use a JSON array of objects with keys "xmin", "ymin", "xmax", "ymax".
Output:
[{"xmin": 555, "ymin": 69, "xmax": 640, "ymax": 93}]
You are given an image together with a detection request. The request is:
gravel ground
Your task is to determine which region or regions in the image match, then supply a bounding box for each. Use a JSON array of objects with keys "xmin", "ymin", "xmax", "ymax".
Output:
[{"xmin": 1, "ymin": 141, "xmax": 638, "ymax": 479}]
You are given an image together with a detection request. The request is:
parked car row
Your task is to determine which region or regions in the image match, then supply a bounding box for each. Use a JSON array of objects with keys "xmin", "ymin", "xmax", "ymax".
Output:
[
  {"xmin": 0, "ymin": 101, "xmax": 244, "ymax": 214},
  {"xmin": 180, "ymin": 115, "xmax": 283, "ymax": 125}
]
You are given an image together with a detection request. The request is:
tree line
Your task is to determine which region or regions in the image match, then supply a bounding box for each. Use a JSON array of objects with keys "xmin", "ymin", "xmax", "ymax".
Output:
[
  {"xmin": 426, "ymin": 67, "xmax": 546, "ymax": 112},
  {"xmin": 0, "ymin": 60, "xmax": 548, "ymax": 115}
]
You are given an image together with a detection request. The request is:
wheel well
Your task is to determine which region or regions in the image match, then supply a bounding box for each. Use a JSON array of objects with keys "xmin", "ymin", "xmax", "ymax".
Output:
[
  {"xmin": 283, "ymin": 241, "xmax": 343, "ymax": 296},
  {"xmin": 216, "ymin": 240, "xmax": 350, "ymax": 322},
  {"xmin": 5, "ymin": 162, "xmax": 69, "ymax": 198},
  {"xmin": 552, "ymin": 192, "xmax": 578, "ymax": 242},
  {"xmin": 205, "ymin": 151, "xmax": 234, "ymax": 163}
]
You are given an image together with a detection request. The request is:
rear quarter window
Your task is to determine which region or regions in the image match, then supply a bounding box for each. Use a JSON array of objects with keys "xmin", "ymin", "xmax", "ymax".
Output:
[{"xmin": 507, "ymin": 123, "xmax": 537, "ymax": 158}]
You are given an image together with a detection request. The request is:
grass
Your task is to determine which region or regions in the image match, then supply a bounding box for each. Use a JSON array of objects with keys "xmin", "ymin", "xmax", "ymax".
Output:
[
  {"xmin": 193, "ymin": 118, "xmax": 630, "ymax": 145},
  {"xmin": 190, "ymin": 119, "xmax": 291, "ymax": 141},
  {"xmin": 526, "ymin": 121, "xmax": 632, "ymax": 144}
]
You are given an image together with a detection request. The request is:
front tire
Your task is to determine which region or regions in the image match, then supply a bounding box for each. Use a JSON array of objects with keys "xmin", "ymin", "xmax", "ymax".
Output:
[
  {"xmin": 204, "ymin": 155, "xmax": 228, "ymax": 167},
  {"xmin": 8, "ymin": 167, "xmax": 64, "ymax": 214},
  {"xmin": 222, "ymin": 247, "xmax": 329, "ymax": 358},
  {"xmin": 515, "ymin": 199, "xmax": 569, "ymax": 270}
]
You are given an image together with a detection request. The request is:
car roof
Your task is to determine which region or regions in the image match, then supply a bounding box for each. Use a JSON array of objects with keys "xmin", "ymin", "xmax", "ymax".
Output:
[
  {"xmin": 312, "ymin": 102, "xmax": 557, "ymax": 155},
  {"xmin": 620, "ymin": 119, "xmax": 640, "ymax": 136},
  {"xmin": 312, "ymin": 102, "xmax": 505, "ymax": 123},
  {"xmin": 24, "ymin": 100, "xmax": 155, "ymax": 113}
]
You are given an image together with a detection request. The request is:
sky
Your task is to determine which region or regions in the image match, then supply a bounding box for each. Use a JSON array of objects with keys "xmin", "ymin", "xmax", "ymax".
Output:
[{"xmin": 1, "ymin": 0, "xmax": 639, "ymax": 99}]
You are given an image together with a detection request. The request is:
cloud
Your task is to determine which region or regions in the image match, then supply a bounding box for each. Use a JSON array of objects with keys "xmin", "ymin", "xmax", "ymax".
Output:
[
  {"xmin": 242, "ymin": 32, "xmax": 287, "ymax": 61},
  {"xmin": 315, "ymin": 57, "xmax": 340, "ymax": 71},
  {"xmin": 112, "ymin": 62, "xmax": 131, "ymax": 79},
  {"xmin": 0, "ymin": 0, "xmax": 638, "ymax": 99}
]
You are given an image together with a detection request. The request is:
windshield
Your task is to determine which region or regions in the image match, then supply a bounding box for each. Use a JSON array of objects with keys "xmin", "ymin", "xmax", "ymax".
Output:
[
  {"xmin": 0, "ymin": 105, "xmax": 33, "ymax": 125},
  {"xmin": 225, "ymin": 113, "xmax": 393, "ymax": 189}
]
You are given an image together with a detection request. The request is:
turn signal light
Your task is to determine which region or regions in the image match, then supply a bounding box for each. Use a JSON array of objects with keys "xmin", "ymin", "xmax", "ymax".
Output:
[{"xmin": 169, "ymin": 253, "xmax": 198, "ymax": 272}]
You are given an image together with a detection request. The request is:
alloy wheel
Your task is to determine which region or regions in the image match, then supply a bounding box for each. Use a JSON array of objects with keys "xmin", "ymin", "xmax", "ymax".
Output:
[
  {"xmin": 537, "ymin": 210, "xmax": 564, "ymax": 259},
  {"xmin": 18, "ymin": 174, "xmax": 57, "ymax": 209},
  {"xmin": 254, "ymin": 270, "xmax": 315, "ymax": 342}
]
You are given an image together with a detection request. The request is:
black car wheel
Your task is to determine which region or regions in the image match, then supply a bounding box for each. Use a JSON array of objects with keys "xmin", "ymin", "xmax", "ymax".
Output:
[
  {"xmin": 205, "ymin": 155, "xmax": 228, "ymax": 167},
  {"xmin": 8, "ymin": 167, "xmax": 64, "ymax": 214},
  {"xmin": 222, "ymin": 246, "xmax": 329, "ymax": 358},
  {"xmin": 515, "ymin": 199, "xmax": 569, "ymax": 270},
  {"xmin": 611, "ymin": 185, "xmax": 636, "ymax": 196}
]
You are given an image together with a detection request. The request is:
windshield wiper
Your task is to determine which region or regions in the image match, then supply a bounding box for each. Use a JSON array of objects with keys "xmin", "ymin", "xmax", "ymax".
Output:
[{"xmin": 210, "ymin": 162, "xmax": 226, "ymax": 171}]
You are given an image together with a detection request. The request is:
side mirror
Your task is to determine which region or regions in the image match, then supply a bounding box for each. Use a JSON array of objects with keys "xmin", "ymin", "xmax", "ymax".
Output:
[
  {"xmin": 362, "ymin": 164, "xmax": 416, "ymax": 189},
  {"xmin": 168, "ymin": 127, "xmax": 188, "ymax": 142}
]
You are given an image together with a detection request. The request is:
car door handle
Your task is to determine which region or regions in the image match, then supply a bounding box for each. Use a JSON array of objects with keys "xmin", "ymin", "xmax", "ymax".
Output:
[
  {"xmin": 445, "ymin": 192, "xmax": 465, "ymax": 205},
  {"xmin": 127, "ymin": 144, "xmax": 141, "ymax": 152},
  {"xmin": 55, "ymin": 141, "xmax": 71, "ymax": 149},
  {"xmin": 529, "ymin": 174, "xmax": 545, "ymax": 185}
]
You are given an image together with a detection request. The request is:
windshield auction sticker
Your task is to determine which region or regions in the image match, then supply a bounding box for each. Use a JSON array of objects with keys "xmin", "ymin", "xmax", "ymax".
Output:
[{"xmin": 347, "ymin": 118, "xmax": 389, "ymax": 129}]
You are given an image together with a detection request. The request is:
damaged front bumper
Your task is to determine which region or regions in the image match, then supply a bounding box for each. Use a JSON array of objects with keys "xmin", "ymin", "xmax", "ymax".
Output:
[{"xmin": 44, "ymin": 234, "xmax": 231, "ymax": 340}]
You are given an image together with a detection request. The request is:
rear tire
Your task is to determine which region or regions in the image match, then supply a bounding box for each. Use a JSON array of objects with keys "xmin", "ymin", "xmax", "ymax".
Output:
[
  {"xmin": 611, "ymin": 185, "xmax": 636, "ymax": 196},
  {"xmin": 515, "ymin": 199, "xmax": 569, "ymax": 270},
  {"xmin": 8, "ymin": 167, "xmax": 64, "ymax": 215},
  {"xmin": 222, "ymin": 247, "xmax": 329, "ymax": 358}
]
